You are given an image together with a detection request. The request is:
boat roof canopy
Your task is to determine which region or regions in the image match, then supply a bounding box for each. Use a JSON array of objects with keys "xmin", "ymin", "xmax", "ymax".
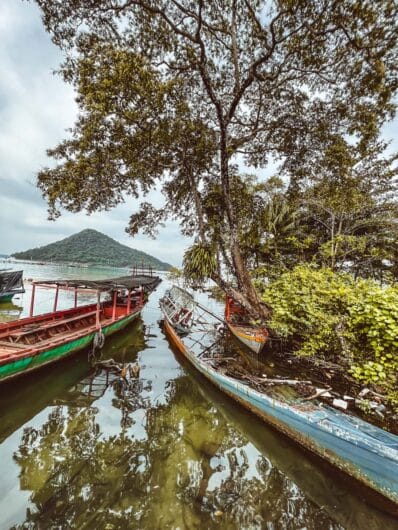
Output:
[
  {"xmin": 0, "ymin": 270, "xmax": 25, "ymax": 295},
  {"xmin": 33, "ymin": 275, "xmax": 161, "ymax": 292}
]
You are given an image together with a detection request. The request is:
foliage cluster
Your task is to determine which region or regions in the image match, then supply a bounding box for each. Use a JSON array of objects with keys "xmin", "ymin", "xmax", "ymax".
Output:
[
  {"xmin": 34, "ymin": 0, "xmax": 398, "ymax": 316},
  {"xmin": 182, "ymin": 243, "xmax": 217, "ymax": 285},
  {"xmin": 12, "ymin": 229, "xmax": 171, "ymax": 270},
  {"xmin": 241, "ymin": 155, "xmax": 398, "ymax": 282},
  {"xmin": 258, "ymin": 265, "xmax": 398, "ymax": 405}
]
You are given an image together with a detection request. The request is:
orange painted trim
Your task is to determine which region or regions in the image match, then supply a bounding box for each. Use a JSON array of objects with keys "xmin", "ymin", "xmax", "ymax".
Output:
[
  {"xmin": 164, "ymin": 319, "xmax": 186, "ymax": 355},
  {"xmin": 228, "ymin": 322, "xmax": 268, "ymax": 344}
]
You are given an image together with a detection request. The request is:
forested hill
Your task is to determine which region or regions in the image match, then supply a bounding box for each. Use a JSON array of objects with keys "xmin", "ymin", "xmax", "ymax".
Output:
[{"xmin": 12, "ymin": 229, "xmax": 172, "ymax": 271}]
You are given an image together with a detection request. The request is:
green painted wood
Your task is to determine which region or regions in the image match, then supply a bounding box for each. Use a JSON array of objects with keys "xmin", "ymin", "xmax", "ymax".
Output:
[
  {"xmin": 0, "ymin": 294, "xmax": 14, "ymax": 303},
  {"xmin": 0, "ymin": 310, "xmax": 140, "ymax": 383}
]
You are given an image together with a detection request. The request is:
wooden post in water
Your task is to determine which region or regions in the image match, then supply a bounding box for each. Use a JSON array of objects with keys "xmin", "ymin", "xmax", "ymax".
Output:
[
  {"xmin": 112, "ymin": 290, "xmax": 117, "ymax": 321},
  {"xmin": 29, "ymin": 283, "xmax": 36, "ymax": 317},
  {"xmin": 53, "ymin": 285, "xmax": 59, "ymax": 313},
  {"xmin": 74, "ymin": 287, "xmax": 78, "ymax": 308},
  {"xmin": 139, "ymin": 287, "xmax": 143, "ymax": 307},
  {"xmin": 127, "ymin": 289, "xmax": 131, "ymax": 315}
]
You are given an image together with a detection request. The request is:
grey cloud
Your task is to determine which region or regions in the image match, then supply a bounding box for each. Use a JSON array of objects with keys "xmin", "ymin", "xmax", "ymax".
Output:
[{"xmin": 0, "ymin": 0, "xmax": 188, "ymax": 266}]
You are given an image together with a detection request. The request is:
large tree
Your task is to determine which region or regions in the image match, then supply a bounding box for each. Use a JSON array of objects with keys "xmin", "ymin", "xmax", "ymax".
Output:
[
  {"xmin": 249, "ymin": 135, "xmax": 398, "ymax": 279},
  {"xmin": 35, "ymin": 0, "xmax": 398, "ymax": 319}
]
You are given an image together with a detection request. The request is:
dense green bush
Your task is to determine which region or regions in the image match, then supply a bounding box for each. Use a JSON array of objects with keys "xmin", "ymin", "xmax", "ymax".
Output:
[{"xmin": 257, "ymin": 265, "xmax": 398, "ymax": 404}]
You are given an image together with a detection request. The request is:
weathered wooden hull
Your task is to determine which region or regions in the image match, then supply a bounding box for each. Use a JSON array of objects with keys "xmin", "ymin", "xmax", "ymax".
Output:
[
  {"xmin": 0, "ymin": 309, "xmax": 140, "ymax": 384},
  {"xmin": 226, "ymin": 321, "xmax": 267, "ymax": 354},
  {"xmin": 159, "ymin": 301, "xmax": 190, "ymax": 334},
  {"xmin": 163, "ymin": 319, "xmax": 398, "ymax": 516}
]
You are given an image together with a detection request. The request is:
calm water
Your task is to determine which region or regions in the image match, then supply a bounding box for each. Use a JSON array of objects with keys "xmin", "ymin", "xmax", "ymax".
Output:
[{"xmin": 0, "ymin": 262, "xmax": 396, "ymax": 529}]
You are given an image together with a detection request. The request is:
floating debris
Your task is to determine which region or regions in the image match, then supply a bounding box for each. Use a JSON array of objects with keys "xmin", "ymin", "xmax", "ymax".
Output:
[
  {"xmin": 130, "ymin": 362, "xmax": 140, "ymax": 378},
  {"xmin": 332, "ymin": 398, "xmax": 348, "ymax": 411}
]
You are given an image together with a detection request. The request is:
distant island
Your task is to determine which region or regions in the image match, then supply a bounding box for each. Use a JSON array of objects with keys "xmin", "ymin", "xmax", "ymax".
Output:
[{"xmin": 12, "ymin": 229, "xmax": 172, "ymax": 271}]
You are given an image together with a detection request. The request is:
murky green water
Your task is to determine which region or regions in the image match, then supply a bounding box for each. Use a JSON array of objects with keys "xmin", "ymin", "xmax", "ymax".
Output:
[{"xmin": 0, "ymin": 262, "xmax": 397, "ymax": 529}]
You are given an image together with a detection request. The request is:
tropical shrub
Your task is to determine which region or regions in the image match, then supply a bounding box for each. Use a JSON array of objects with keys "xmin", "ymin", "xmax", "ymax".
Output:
[
  {"xmin": 348, "ymin": 285, "xmax": 398, "ymax": 391},
  {"xmin": 257, "ymin": 265, "xmax": 398, "ymax": 404}
]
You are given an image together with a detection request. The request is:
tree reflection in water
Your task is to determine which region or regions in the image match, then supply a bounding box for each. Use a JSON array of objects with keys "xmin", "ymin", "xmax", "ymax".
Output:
[{"xmin": 11, "ymin": 370, "xmax": 346, "ymax": 530}]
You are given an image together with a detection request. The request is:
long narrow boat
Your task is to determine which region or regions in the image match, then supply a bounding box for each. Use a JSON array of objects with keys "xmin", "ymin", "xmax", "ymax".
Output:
[
  {"xmin": 0, "ymin": 275, "xmax": 160, "ymax": 384},
  {"xmin": 161, "ymin": 288, "xmax": 398, "ymax": 516},
  {"xmin": 171, "ymin": 347, "xmax": 398, "ymax": 529},
  {"xmin": 159, "ymin": 286, "xmax": 195, "ymax": 334},
  {"xmin": 225, "ymin": 295, "xmax": 268, "ymax": 353},
  {"xmin": 0, "ymin": 270, "xmax": 25, "ymax": 302}
]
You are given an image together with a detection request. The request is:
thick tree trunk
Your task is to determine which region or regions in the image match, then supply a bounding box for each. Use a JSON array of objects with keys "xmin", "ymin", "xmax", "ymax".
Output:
[
  {"xmin": 218, "ymin": 129, "xmax": 269, "ymax": 322},
  {"xmin": 211, "ymin": 268, "xmax": 268, "ymax": 321}
]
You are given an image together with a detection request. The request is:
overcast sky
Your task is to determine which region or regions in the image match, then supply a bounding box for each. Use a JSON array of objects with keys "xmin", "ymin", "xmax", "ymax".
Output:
[
  {"xmin": 0, "ymin": 0, "xmax": 187, "ymax": 265},
  {"xmin": 1, "ymin": 1, "xmax": 397, "ymax": 266}
]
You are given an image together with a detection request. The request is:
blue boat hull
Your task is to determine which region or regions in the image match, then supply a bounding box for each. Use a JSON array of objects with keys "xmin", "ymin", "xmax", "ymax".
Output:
[{"xmin": 164, "ymin": 319, "xmax": 398, "ymax": 515}]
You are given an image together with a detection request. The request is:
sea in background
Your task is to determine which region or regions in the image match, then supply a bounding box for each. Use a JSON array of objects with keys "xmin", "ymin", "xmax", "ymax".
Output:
[
  {"xmin": 0, "ymin": 261, "xmax": 396, "ymax": 529},
  {"xmin": 0, "ymin": 260, "xmax": 135, "ymax": 321}
]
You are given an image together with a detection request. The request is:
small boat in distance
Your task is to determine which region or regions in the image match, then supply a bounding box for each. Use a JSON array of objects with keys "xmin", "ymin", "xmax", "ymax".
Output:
[
  {"xmin": 160, "ymin": 287, "xmax": 398, "ymax": 516},
  {"xmin": 0, "ymin": 274, "xmax": 161, "ymax": 384},
  {"xmin": 225, "ymin": 296, "xmax": 268, "ymax": 354},
  {"xmin": 0, "ymin": 270, "xmax": 25, "ymax": 302}
]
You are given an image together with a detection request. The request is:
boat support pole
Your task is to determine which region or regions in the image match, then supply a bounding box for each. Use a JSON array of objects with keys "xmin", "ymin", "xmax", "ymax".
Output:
[
  {"xmin": 74, "ymin": 287, "xmax": 78, "ymax": 308},
  {"xmin": 53, "ymin": 285, "xmax": 59, "ymax": 313},
  {"xmin": 194, "ymin": 300, "xmax": 224, "ymax": 323},
  {"xmin": 225, "ymin": 295, "xmax": 230, "ymax": 320},
  {"xmin": 96, "ymin": 290, "xmax": 101, "ymax": 329},
  {"xmin": 127, "ymin": 289, "xmax": 131, "ymax": 315},
  {"xmin": 112, "ymin": 290, "xmax": 117, "ymax": 321},
  {"xmin": 29, "ymin": 283, "xmax": 36, "ymax": 317}
]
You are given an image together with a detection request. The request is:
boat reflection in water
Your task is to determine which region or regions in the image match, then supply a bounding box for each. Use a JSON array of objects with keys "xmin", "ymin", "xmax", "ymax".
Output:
[
  {"xmin": 0, "ymin": 300, "xmax": 23, "ymax": 323},
  {"xmin": 0, "ymin": 325, "xmax": 395, "ymax": 529},
  {"xmin": 0, "ymin": 318, "xmax": 145, "ymax": 445},
  {"xmin": 171, "ymin": 341, "xmax": 398, "ymax": 530},
  {"xmin": 160, "ymin": 285, "xmax": 398, "ymax": 518}
]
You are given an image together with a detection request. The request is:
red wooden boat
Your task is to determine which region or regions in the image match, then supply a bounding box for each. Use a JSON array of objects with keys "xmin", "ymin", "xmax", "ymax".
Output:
[
  {"xmin": 0, "ymin": 275, "xmax": 161, "ymax": 384},
  {"xmin": 225, "ymin": 296, "xmax": 268, "ymax": 354}
]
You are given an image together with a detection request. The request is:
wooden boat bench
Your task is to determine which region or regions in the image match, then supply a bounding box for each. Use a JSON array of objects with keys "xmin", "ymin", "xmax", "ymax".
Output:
[{"xmin": 0, "ymin": 310, "xmax": 100, "ymax": 343}]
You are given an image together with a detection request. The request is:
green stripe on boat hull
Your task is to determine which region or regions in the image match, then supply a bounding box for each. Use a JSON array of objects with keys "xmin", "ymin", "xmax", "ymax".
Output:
[
  {"xmin": 0, "ymin": 310, "xmax": 140, "ymax": 383},
  {"xmin": 0, "ymin": 294, "xmax": 15, "ymax": 303}
]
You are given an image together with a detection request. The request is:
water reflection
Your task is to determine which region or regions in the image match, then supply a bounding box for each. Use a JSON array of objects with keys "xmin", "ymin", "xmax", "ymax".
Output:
[
  {"xmin": 0, "ymin": 300, "xmax": 23, "ymax": 322},
  {"xmin": 11, "ymin": 372, "xmax": 345, "ymax": 530},
  {"xmin": 0, "ymin": 272, "xmax": 397, "ymax": 529},
  {"xmin": 175, "ymin": 350, "xmax": 398, "ymax": 530},
  {"xmin": 0, "ymin": 318, "xmax": 144, "ymax": 444},
  {"xmin": 9, "ymin": 359, "xmax": 396, "ymax": 529}
]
